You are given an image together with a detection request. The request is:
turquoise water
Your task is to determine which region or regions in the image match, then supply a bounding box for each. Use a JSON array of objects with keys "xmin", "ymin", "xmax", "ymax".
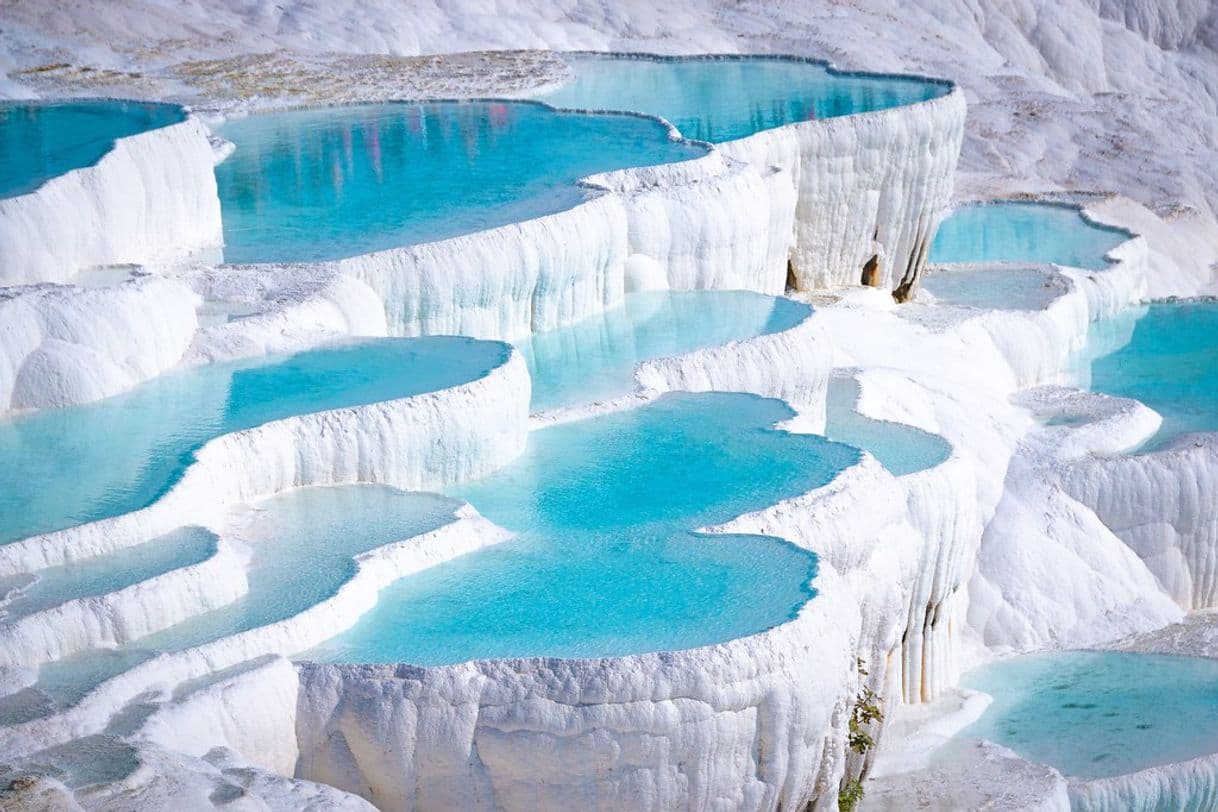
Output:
[
  {"xmin": 0, "ymin": 100, "xmax": 185, "ymax": 199},
  {"xmin": 522, "ymin": 290, "xmax": 809, "ymax": 411},
  {"xmin": 920, "ymin": 267, "xmax": 1069, "ymax": 311},
  {"xmin": 0, "ymin": 527, "xmax": 215, "ymax": 623},
  {"xmin": 930, "ymin": 202, "xmax": 1128, "ymax": 270},
  {"xmin": 0, "ymin": 337, "xmax": 509, "ymax": 544},
  {"xmin": 0, "ymin": 486, "xmax": 460, "ymax": 725},
  {"xmin": 1086, "ymin": 301, "xmax": 1218, "ymax": 446},
  {"xmin": 823, "ymin": 378, "xmax": 950, "ymax": 476},
  {"xmin": 310, "ymin": 392, "xmax": 859, "ymax": 665},
  {"xmin": 961, "ymin": 651, "xmax": 1218, "ymax": 779},
  {"xmin": 214, "ymin": 102, "xmax": 702, "ymax": 263},
  {"xmin": 540, "ymin": 55, "xmax": 946, "ymax": 143}
]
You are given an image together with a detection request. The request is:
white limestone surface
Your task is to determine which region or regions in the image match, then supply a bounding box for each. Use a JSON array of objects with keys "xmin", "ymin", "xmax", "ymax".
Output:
[
  {"xmin": 1069, "ymin": 755, "xmax": 1218, "ymax": 812},
  {"xmin": 0, "ymin": 113, "xmax": 221, "ymax": 286},
  {"xmin": 851, "ymin": 370, "xmax": 982, "ymax": 704},
  {"xmin": 632, "ymin": 298, "xmax": 832, "ymax": 428},
  {"xmin": 185, "ymin": 269, "xmax": 389, "ymax": 364},
  {"xmin": 0, "ymin": 276, "xmax": 198, "ymax": 412},
  {"xmin": 1059, "ymin": 434, "xmax": 1218, "ymax": 611}
]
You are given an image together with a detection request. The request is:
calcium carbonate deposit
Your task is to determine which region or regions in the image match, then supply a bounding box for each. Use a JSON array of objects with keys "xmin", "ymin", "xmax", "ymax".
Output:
[{"xmin": 1, "ymin": 3, "xmax": 1217, "ymax": 810}]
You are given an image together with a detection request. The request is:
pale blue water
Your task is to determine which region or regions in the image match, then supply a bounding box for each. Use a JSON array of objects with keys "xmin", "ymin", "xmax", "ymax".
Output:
[
  {"xmin": 0, "ymin": 486, "xmax": 460, "ymax": 725},
  {"xmin": 920, "ymin": 267, "xmax": 1070, "ymax": 311},
  {"xmin": 0, "ymin": 337, "xmax": 509, "ymax": 544},
  {"xmin": 522, "ymin": 290, "xmax": 810, "ymax": 411},
  {"xmin": 961, "ymin": 651, "xmax": 1218, "ymax": 779},
  {"xmin": 930, "ymin": 202, "xmax": 1128, "ymax": 270},
  {"xmin": 310, "ymin": 392, "xmax": 859, "ymax": 665},
  {"xmin": 0, "ymin": 100, "xmax": 185, "ymax": 199},
  {"xmin": 0, "ymin": 527, "xmax": 215, "ymax": 623},
  {"xmin": 540, "ymin": 55, "xmax": 947, "ymax": 143},
  {"xmin": 823, "ymin": 378, "xmax": 950, "ymax": 476},
  {"xmin": 1086, "ymin": 301, "xmax": 1218, "ymax": 447},
  {"xmin": 214, "ymin": 102, "xmax": 702, "ymax": 263}
]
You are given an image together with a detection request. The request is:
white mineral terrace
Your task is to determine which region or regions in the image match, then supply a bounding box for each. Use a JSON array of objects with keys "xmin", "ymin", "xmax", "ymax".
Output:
[{"xmin": 1, "ymin": 13, "xmax": 1217, "ymax": 811}]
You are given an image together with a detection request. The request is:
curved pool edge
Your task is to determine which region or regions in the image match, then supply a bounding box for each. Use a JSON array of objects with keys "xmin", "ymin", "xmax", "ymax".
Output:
[
  {"xmin": 529, "ymin": 294, "xmax": 830, "ymax": 429},
  {"xmin": 0, "ymin": 528, "xmax": 243, "ymax": 672},
  {"xmin": 290, "ymin": 454, "xmax": 910, "ymax": 810},
  {"xmin": 0, "ymin": 344, "xmax": 530, "ymax": 578},
  {"xmin": 931, "ymin": 195, "xmax": 1143, "ymax": 273}
]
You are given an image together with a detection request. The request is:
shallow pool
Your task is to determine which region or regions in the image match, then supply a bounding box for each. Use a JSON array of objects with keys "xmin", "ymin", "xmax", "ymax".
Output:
[
  {"xmin": 930, "ymin": 202, "xmax": 1128, "ymax": 270},
  {"xmin": 309, "ymin": 392, "xmax": 859, "ymax": 665},
  {"xmin": 1085, "ymin": 300, "xmax": 1218, "ymax": 446},
  {"xmin": 521, "ymin": 290, "xmax": 809, "ymax": 411},
  {"xmin": 214, "ymin": 101, "xmax": 702, "ymax": 263},
  {"xmin": 0, "ymin": 337, "xmax": 509, "ymax": 544},
  {"xmin": 0, "ymin": 485, "xmax": 460, "ymax": 725},
  {"xmin": 960, "ymin": 651, "xmax": 1218, "ymax": 779},
  {"xmin": 539, "ymin": 54, "xmax": 946, "ymax": 143},
  {"xmin": 0, "ymin": 527, "xmax": 215, "ymax": 623},
  {"xmin": 823, "ymin": 378, "xmax": 950, "ymax": 476},
  {"xmin": 0, "ymin": 100, "xmax": 186, "ymax": 199},
  {"xmin": 919, "ymin": 267, "xmax": 1070, "ymax": 311}
]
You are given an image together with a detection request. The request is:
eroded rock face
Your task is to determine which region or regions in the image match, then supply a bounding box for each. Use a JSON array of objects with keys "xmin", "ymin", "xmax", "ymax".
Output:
[{"xmin": 720, "ymin": 86, "xmax": 965, "ymax": 299}]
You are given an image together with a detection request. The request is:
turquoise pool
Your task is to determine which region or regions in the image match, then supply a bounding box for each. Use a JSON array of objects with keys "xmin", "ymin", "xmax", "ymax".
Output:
[
  {"xmin": 309, "ymin": 392, "xmax": 859, "ymax": 665},
  {"xmin": 214, "ymin": 101, "xmax": 702, "ymax": 263},
  {"xmin": 930, "ymin": 202, "xmax": 1128, "ymax": 270},
  {"xmin": 0, "ymin": 485, "xmax": 460, "ymax": 725},
  {"xmin": 0, "ymin": 337, "xmax": 510, "ymax": 544},
  {"xmin": 539, "ymin": 54, "xmax": 947, "ymax": 143},
  {"xmin": 0, "ymin": 100, "xmax": 186, "ymax": 199},
  {"xmin": 823, "ymin": 378, "xmax": 950, "ymax": 476},
  {"xmin": 1085, "ymin": 300, "xmax": 1218, "ymax": 446},
  {"xmin": 961, "ymin": 651, "xmax": 1218, "ymax": 779},
  {"xmin": 521, "ymin": 290, "xmax": 809, "ymax": 411}
]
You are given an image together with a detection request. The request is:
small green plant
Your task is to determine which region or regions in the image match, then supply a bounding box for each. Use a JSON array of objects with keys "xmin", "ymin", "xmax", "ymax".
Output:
[
  {"xmin": 847, "ymin": 684, "xmax": 884, "ymax": 754},
  {"xmin": 838, "ymin": 778, "xmax": 865, "ymax": 812},
  {"xmin": 839, "ymin": 659, "xmax": 885, "ymax": 811}
]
